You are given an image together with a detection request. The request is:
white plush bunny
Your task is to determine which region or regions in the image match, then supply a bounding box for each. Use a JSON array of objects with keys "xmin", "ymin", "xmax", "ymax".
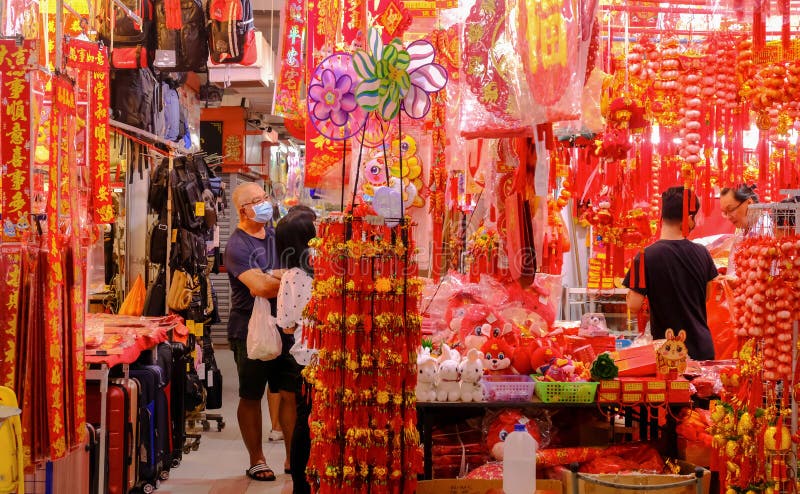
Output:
[
  {"xmin": 459, "ymin": 348, "xmax": 485, "ymax": 402},
  {"xmin": 415, "ymin": 347, "xmax": 438, "ymax": 402},
  {"xmin": 436, "ymin": 344, "xmax": 462, "ymax": 401}
]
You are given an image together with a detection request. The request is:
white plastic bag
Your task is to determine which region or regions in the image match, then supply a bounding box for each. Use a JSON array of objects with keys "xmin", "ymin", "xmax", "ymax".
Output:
[{"xmin": 247, "ymin": 297, "xmax": 282, "ymax": 361}]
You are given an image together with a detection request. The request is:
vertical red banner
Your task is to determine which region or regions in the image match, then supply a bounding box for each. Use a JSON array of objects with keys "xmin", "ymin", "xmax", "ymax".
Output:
[
  {"xmin": 44, "ymin": 75, "xmax": 76, "ymax": 460},
  {"xmin": 91, "ymin": 55, "xmax": 112, "ymax": 223},
  {"xmin": 0, "ymin": 40, "xmax": 32, "ymax": 242},
  {"xmin": 304, "ymin": 0, "xmax": 345, "ymax": 189},
  {"xmin": 273, "ymin": 0, "xmax": 306, "ymax": 120},
  {"xmin": 66, "ymin": 39, "xmax": 113, "ymax": 224}
]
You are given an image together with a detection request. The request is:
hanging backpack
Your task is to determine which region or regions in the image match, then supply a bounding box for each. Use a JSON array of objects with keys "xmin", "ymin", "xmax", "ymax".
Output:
[
  {"xmin": 98, "ymin": 0, "xmax": 155, "ymax": 69},
  {"xmin": 206, "ymin": 0, "xmax": 256, "ymax": 65},
  {"xmin": 161, "ymin": 81, "xmax": 182, "ymax": 142},
  {"xmin": 154, "ymin": 0, "xmax": 208, "ymax": 72},
  {"xmin": 111, "ymin": 68, "xmax": 158, "ymax": 132}
]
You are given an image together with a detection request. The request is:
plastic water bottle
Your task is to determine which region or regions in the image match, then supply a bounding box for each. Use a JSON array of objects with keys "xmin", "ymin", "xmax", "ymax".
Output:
[{"xmin": 503, "ymin": 423, "xmax": 537, "ymax": 494}]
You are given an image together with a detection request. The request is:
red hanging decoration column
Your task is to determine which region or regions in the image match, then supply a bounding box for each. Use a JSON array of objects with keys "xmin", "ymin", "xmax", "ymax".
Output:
[{"xmin": 305, "ymin": 211, "xmax": 423, "ymax": 493}]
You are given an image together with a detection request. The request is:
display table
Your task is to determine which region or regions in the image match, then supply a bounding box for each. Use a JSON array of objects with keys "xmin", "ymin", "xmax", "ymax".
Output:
[
  {"xmin": 84, "ymin": 314, "xmax": 175, "ymax": 494},
  {"xmin": 416, "ymin": 398, "xmax": 690, "ymax": 480}
]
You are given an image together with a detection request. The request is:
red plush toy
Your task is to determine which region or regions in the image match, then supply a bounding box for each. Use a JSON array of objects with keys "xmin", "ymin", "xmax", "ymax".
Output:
[
  {"xmin": 458, "ymin": 304, "xmax": 505, "ymax": 351},
  {"xmin": 481, "ymin": 335, "xmax": 515, "ymax": 374},
  {"xmin": 443, "ymin": 292, "xmax": 483, "ymax": 347},
  {"xmin": 486, "ymin": 410, "xmax": 541, "ymax": 460},
  {"xmin": 529, "ymin": 338, "xmax": 563, "ymax": 373}
]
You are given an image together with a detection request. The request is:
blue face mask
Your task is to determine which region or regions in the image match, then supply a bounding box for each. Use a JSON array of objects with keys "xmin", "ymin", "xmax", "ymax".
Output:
[{"xmin": 251, "ymin": 201, "xmax": 273, "ymax": 224}]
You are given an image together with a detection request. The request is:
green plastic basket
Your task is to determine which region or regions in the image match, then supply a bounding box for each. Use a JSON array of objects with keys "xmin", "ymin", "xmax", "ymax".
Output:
[{"xmin": 534, "ymin": 381, "xmax": 598, "ymax": 403}]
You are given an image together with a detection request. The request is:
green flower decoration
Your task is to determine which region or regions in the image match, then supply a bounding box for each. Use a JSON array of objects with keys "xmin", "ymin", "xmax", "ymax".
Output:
[
  {"xmin": 590, "ymin": 353, "xmax": 619, "ymax": 381},
  {"xmin": 353, "ymin": 28, "xmax": 411, "ymax": 120}
]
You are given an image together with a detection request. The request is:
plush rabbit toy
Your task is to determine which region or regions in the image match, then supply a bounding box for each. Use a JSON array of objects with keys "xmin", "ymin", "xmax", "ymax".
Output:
[
  {"xmin": 436, "ymin": 344, "xmax": 462, "ymax": 401},
  {"xmin": 415, "ymin": 347, "xmax": 438, "ymax": 402},
  {"xmin": 459, "ymin": 348, "xmax": 485, "ymax": 402}
]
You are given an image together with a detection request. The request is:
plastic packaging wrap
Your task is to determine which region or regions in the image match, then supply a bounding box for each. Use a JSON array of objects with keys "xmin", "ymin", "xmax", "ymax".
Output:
[
  {"xmin": 512, "ymin": 0, "xmax": 584, "ymax": 125},
  {"xmin": 458, "ymin": 0, "xmax": 533, "ymax": 138},
  {"xmin": 483, "ymin": 408, "xmax": 552, "ymax": 460}
]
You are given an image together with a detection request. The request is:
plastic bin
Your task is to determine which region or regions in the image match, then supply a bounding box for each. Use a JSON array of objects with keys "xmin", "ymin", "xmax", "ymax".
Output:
[
  {"xmin": 534, "ymin": 381, "xmax": 598, "ymax": 403},
  {"xmin": 481, "ymin": 375, "xmax": 536, "ymax": 401}
]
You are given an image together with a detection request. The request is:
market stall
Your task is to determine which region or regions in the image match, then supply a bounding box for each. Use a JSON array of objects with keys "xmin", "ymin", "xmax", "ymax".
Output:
[{"xmin": 5, "ymin": 0, "xmax": 800, "ymax": 492}]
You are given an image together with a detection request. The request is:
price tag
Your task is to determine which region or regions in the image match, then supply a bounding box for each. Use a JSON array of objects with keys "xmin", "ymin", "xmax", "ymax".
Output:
[
  {"xmin": 195, "ymin": 322, "xmax": 204, "ymax": 337},
  {"xmin": 197, "ymin": 362, "xmax": 206, "ymax": 380},
  {"xmin": 171, "ymin": 229, "xmax": 177, "ymax": 243},
  {"xmin": 186, "ymin": 320, "xmax": 195, "ymax": 334},
  {"xmin": 195, "ymin": 201, "xmax": 205, "ymax": 217},
  {"xmin": 207, "ymin": 368, "xmax": 214, "ymax": 387}
]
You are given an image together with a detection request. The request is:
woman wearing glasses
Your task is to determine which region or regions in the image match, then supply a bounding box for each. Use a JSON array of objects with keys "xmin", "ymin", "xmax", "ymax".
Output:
[{"xmin": 719, "ymin": 184, "xmax": 773, "ymax": 276}]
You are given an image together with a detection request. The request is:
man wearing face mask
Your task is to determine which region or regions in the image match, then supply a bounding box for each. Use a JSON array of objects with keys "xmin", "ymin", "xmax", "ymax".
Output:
[{"xmin": 225, "ymin": 182, "xmax": 286, "ymax": 481}]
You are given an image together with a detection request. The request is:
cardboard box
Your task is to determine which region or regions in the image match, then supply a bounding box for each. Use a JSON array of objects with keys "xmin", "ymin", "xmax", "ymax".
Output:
[
  {"xmin": 677, "ymin": 438, "xmax": 712, "ymax": 467},
  {"xmin": 561, "ymin": 461, "xmax": 710, "ymax": 494},
  {"xmin": 416, "ymin": 479, "xmax": 562, "ymax": 494}
]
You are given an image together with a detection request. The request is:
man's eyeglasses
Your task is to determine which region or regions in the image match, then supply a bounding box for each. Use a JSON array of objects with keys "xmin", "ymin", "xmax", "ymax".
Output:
[
  {"xmin": 721, "ymin": 200, "xmax": 745, "ymax": 217},
  {"xmin": 240, "ymin": 196, "xmax": 268, "ymax": 208}
]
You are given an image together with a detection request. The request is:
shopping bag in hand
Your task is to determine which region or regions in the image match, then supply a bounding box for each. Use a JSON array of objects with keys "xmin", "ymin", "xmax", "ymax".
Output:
[{"xmin": 247, "ymin": 297, "xmax": 282, "ymax": 361}]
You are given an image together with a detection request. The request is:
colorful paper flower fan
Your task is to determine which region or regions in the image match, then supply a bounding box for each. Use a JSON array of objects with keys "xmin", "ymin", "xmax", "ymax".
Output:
[
  {"xmin": 353, "ymin": 28, "xmax": 411, "ymax": 120},
  {"xmin": 403, "ymin": 40, "xmax": 448, "ymax": 119},
  {"xmin": 307, "ymin": 52, "xmax": 367, "ymax": 140}
]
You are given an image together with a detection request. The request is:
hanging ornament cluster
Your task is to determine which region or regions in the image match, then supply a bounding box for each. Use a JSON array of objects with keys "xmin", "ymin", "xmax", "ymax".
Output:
[
  {"xmin": 304, "ymin": 211, "xmax": 424, "ymax": 493},
  {"xmin": 711, "ymin": 231, "xmax": 800, "ymax": 494},
  {"xmin": 731, "ymin": 235, "xmax": 800, "ymax": 380},
  {"xmin": 677, "ymin": 64, "xmax": 705, "ymax": 165}
]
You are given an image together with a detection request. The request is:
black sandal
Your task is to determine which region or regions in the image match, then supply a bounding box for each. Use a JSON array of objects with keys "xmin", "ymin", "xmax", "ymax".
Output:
[{"xmin": 246, "ymin": 463, "xmax": 276, "ymax": 481}]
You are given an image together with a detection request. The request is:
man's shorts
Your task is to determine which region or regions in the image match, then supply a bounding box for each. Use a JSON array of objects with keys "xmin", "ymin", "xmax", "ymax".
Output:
[{"xmin": 230, "ymin": 332, "xmax": 303, "ymax": 400}]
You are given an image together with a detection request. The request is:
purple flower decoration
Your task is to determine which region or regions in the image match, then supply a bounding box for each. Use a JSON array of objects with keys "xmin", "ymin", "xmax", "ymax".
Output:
[
  {"xmin": 402, "ymin": 40, "xmax": 448, "ymax": 119},
  {"xmin": 307, "ymin": 53, "xmax": 367, "ymax": 140},
  {"xmin": 309, "ymin": 69, "xmax": 357, "ymax": 127}
]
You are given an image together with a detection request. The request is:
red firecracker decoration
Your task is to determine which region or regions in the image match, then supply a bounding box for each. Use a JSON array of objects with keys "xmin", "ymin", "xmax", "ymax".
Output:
[{"xmin": 304, "ymin": 210, "xmax": 423, "ymax": 493}]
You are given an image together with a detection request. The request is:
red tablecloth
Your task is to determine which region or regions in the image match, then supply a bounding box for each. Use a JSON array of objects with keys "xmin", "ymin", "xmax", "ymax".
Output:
[{"xmin": 84, "ymin": 315, "xmax": 174, "ymax": 367}]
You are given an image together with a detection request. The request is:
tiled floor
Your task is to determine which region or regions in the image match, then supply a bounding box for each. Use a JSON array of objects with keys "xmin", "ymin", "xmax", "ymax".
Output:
[{"xmin": 158, "ymin": 346, "xmax": 293, "ymax": 494}]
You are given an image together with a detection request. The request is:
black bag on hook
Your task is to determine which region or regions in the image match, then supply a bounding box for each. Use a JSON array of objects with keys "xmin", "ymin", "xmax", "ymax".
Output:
[
  {"xmin": 142, "ymin": 267, "xmax": 167, "ymax": 316},
  {"xmin": 98, "ymin": 0, "xmax": 155, "ymax": 69},
  {"xmin": 111, "ymin": 68, "xmax": 158, "ymax": 133},
  {"xmin": 154, "ymin": 0, "xmax": 208, "ymax": 72}
]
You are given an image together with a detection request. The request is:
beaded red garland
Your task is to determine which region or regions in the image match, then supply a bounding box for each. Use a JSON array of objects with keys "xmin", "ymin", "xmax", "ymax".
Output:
[{"xmin": 304, "ymin": 211, "xmax": 423, "ymax": 493}]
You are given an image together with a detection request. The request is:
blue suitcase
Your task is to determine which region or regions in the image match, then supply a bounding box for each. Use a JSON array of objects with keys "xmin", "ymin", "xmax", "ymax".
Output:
[{"xmin": 130, "ymin": 365, "xmax": 170, "ymax": 492}]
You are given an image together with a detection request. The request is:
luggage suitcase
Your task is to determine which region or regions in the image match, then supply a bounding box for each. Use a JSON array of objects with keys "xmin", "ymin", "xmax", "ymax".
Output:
[
  {"xmin": 112, "ymin": 377, "xmax": 141, "ymax": 492},
  {"xmin": 86, "ymin": 423, "xmax": 99, "ymax": 494},
  {"xmin": 130, "ymin": 365, "xmax": 170, "ymax": 491},
  {"xmin": 87, "ymin": 381, "xmax": 130, "ymax": 494},
  {"xmin": 169, "ymin": 341, "xmax": 190, "ymax": 465},
  {"xmin": 0, "ymin": 386, "xmax": 23, "ymax": 494}
]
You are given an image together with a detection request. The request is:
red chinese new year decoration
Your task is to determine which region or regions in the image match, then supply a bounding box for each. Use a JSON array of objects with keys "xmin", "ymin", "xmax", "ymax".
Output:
[
  {"xmin": 0, "ymin": 40, "xmax": 32, "ymax": 242},
  {"xmin": 305, "ymin": 213, "xmax": 423, "ymax": 492},
  {"xmin": 273, "ymin": 0, "xmax": 306, "ymax": 120},
  {"xmin": 66, "ymin": 39, "xmax": 113, "ymax": 223}
]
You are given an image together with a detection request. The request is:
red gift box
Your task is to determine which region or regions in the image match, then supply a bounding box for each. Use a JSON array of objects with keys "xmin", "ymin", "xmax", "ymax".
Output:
[
  {"xmin": 609, "ymin": 344, "xmax": 657, "ymax": 377},
  {"xmin": 668, "ymin": 379, "xmax": 692, "ymax": 403},
  {"xmin": 597, "ymin": 380, "xmax": 621, "ymax": 403}
]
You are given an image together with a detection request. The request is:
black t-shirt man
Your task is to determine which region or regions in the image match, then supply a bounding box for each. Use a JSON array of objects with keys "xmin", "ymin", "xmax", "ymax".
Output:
[
  {"xmin": 623, "ymin": 239, "xmax": 718, "ymax": 360},
  {"xmin": 623, "ymin": 186, "xmax": 719, "ymax": 361}
]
